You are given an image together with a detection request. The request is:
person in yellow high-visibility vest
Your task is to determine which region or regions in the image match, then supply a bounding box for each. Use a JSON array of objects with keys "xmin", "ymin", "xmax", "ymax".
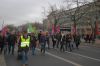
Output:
[
  {"xmin": 21, "ymin": 35, "xmax": 30, "ymax": 48},
  {"xmin": 19, "ymin": 31, "xmax": 30, "ymax": 66}
]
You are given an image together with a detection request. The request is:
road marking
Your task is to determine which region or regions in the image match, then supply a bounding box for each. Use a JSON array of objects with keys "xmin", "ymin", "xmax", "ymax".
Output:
[
  {"xmin": 36, "ymin": 48, "xmax": 82, "ymax": 66},
  {"xmin": 0, "ymin": 54, "xmax": 7, "ymax": 66},
  {"xmin": 65, "ymin": 51, "xmax": 100, "ymax": 62}
]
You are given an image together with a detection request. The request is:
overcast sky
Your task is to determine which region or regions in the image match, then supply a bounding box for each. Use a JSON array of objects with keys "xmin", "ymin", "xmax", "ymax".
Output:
[
  {"xmin": 0, "ymin": 0, "xmax": 64, "ymax": 27},
  {"xmin": 0, "ymin": 0, "xmax": 93, "ymax": 28}
]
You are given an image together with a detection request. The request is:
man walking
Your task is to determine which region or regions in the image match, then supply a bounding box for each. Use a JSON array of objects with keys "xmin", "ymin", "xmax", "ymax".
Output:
[
  {"xmin": 74, "ymin": 33, "xmax": 81, "ymax": 49},
  {"xmin": 19, "ymin": 31, "xmax": 30, "ymax": 66},
  {"xmin": 0, "ymin": 31, "xmax": 5, "ymax": 54},
  {"xmin": 8, "ymin": 31, "xmax": 17, "ymax": 55},
  {"xmin": 30, "ymin": 32, "xmax": 37, "ymax": 55},
  {"xmin": 45, "ymin": 32, "xmax": 50, "ymax": 49},
  {"xmin": 40, "ymin": 32, "xmax": 46, "ymax": 54}
]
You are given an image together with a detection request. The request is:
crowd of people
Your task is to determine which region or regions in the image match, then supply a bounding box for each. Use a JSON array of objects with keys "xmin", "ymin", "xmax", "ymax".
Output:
[
  {"xmin": 0, "ymin": 30, "xmax": 94, "ymax": 66},
  {"xmin": 82, "ymin": 34, "xmax": 95, "ymax": 43},
  {"xmin": 51, "ymin": 32, "xmax": 81, "ymax": 52},
  {"xmin": 0, "ymin": 31, "xmax": 17, "ymax": 55}
]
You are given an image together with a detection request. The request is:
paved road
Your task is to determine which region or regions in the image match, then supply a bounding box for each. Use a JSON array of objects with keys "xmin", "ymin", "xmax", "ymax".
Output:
[{"xmin": 4, "ymin": 45, "xmax": 100, "ymax": 66}]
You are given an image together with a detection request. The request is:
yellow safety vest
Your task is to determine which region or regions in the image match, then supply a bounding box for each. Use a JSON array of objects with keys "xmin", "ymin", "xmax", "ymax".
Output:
[{"xmin": 21, "ymin": 36, "xmax": 30, "ymax": 48}]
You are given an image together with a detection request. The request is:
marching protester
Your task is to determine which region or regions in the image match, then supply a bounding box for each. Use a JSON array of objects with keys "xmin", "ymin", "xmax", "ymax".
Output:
[
  {"xmin": 52, "ymin": 34, "xmax": 57, "ymax": 49},
  {"xmin": 85, "ymin": 34, "xmax": 90, "ymax": 43},
  {"xmin": 3, "ymin": 32, "xmax": 9, "ymax": 55},
  {"xmin": 56, "ymin": 32, "xmax": 62, "ymax": 48},
  {"xmin": 18, "ymin": 31, "xmax": 31, "ymax": 66},
  {"xmin": 7, "ymin": 31, "xmax": 17, "ymax": 55},
  {"xmin": 45, "ymin": 32, "xmax": 50, "ymax": 49},
  {"xmin": 70, "ymin": 34, "xmax": 75, "ymax": 50},
  {"xmin": 17, "ymin": 32, "xmax": 23, "ymax": 60},
  {"xmin": 38, "ymin": 31, "xmax": 42, "ymax": 44},
  {"xmin": 30, "ymin": 32, "xmax": 37, "ymax": 55},
  {"xmin": 40, "ymin": 32, "xmax": 46, "ymax": 54},
  {"xmin": 60, "ymin": 33, "xmax": 66, "ymax": 52},
  {"xmin": 65, "ymin": 33, "xmax": 72, "ymax": 52},
  {"xmin": 0, "ymin": 31, "xmax": 5, "ymax": 54},
  {"xmin": 74, "ymin": 33, "xmax": 81, "ymax": 49}
]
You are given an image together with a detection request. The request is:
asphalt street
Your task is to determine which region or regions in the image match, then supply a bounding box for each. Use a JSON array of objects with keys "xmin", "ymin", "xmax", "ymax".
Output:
[{"xmin": 4, "ymin": 45, "xmax": 100, "ymax": 66}]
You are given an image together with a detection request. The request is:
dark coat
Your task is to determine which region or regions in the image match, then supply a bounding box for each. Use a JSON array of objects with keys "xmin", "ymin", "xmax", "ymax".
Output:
[
  {"xmin": 7, "ymin": 34, "xmax": 17, "ymax": 45},
  {"xmin": 74, "ymin": 35, "xmax": 81, "ymax": 44},
  {"xmin": 40, "ymin": 35, "xmax": 46, "ymax": 43},
  {"xmin": 30, "ymin": 36, "xmax": 37, "ymax": 47},
  {"xmin": 56, "ymin": 34, "xmax": 62, "ymax": 41},
  {"xmin": 0, "ymin": 35, "xmax": 4, "ymax": 47},
  {"xmin": 38, "ymin": 33, "xmax": 41, "ymax": 41}
]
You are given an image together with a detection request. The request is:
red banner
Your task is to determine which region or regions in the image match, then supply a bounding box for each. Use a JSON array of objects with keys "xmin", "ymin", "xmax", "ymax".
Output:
[
  {"xmin": 52, "ymin": 24, "xmax": 55, "ymax": 34},
  {"xmin": 52, "ymin": 24, "xmax": 60, "ymax": 34},
  {"xmin": 71, "ymin": 23, "xmax": 77, "ymax": 35},
  {"xmin": 56, "ymin": 25, "xmax": 60, "ymax": 33},
  {"xmin": 95, "ymin": 21, "xmax": 100, "ymax": 35},
  {"xmin": 1, "ymin": 26, "xmax": 8, "ymax": 36}
]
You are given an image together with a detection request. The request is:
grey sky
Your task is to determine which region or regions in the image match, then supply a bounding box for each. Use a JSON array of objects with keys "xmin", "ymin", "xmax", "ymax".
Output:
[
  {"xmin": 0, "ymin": 0, "xmax": 93, "ymax": 27},
  {"xmin": 0, "ymin": 0, "xmax": 63, "ymax": 26}
]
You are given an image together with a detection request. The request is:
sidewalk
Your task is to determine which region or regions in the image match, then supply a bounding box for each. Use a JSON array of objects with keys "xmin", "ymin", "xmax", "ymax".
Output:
[
  {"xmin": 92, "ymin": 39, "xmax": 100, "ymax": 48},
  {"xmin": 80, "ymin": 39, "xmax": 100, "ymax": 48},
  {"xmin": 0, "ymin": 54, "xmax": 6, "ymax": 66}
]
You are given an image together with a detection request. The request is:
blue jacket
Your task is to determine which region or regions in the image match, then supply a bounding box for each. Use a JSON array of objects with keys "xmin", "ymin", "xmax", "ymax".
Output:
[{"xmin": 40, "ymin": 35, "xmax": 46, "ymax": 43}]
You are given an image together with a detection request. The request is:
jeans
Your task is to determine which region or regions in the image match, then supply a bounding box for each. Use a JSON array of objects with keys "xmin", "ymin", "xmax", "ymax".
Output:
[
  {"xmin": 4, "ymin": 45, "xmax": 8, "ymax": 54},
  {"xmin": 21, "ymin": 50, "xmax": 28, "ymax": 64},
  {"xmin": 8, "ymin": 44, "xmax": 15, "ymax": 55},
  {"xmin": 32, "ymin": 46, "xmax": 35, "ymax": 55},
  {"xmin": 66, "ymin": 42, "xmax": 72, "ymax": 51},
  {"xmin": 46, "ymin": 40, "xmax": 50, "ymax": 49},
  {"xmin": 52, "ymin": 40, "xmax": 56, "ymax": 48},
  {"xmin": 41, "ymin": 43, "xmax": 46, "ymax": 53},
  {"xmin": 57, "ymin": 40, "xmax": 60, "ymax": 48}
]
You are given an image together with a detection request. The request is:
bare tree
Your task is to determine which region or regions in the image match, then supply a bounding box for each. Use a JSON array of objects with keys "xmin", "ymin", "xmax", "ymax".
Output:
[
  {"xmin": 61, "ymin": 0, "xmax": 94, "ymax": 34},
  {"xmin": 44, "ymin": 0, "xmax": 94, "ymax": 34},
  {"xmin": 46, "ymin": 4, "xmax": 59, "ymax": 33}
]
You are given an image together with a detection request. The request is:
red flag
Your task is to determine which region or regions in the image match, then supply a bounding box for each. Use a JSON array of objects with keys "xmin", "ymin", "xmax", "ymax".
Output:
[
  {"xmin": 2, "ymin": 26, "xmax": 8, "ymax": 36},
  {"xmin": 56, "ymin": 25, "xmax": 60, "ymax": 33},
  {"xmin": 71, "ymin": 23, "xmax": 77, "ymax": 34},
  {"xmin": 95, "ymin": 21, "xmax": 100, "ymax": 35},
  {"xmin": 52, "ymin": 24, "xmax": 55, "ymax": 34}
]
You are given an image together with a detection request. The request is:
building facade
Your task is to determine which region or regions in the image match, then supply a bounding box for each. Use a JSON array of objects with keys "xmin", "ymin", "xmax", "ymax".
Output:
[{"xmin": 43, "ymin": 0, "xmax": 100, "ymax": 34}]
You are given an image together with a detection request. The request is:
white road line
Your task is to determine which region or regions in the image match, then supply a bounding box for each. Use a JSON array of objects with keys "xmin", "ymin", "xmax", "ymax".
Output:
[
  {"xmin": 65, "ymin": 51, "xmax": 100, "ymax": 62},
  {"xmin": 36, "ymin": 48, "xmax": 82, "ymax": 66},
  {"xmin": 0, "ymin": 54, "xmax": 7, "ymax": 66}
]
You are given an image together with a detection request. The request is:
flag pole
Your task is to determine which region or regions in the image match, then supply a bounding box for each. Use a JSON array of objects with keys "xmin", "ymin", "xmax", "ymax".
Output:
[{"xmin": 2, "ymin": 19, "xmax": 4, "ymax": 29}]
